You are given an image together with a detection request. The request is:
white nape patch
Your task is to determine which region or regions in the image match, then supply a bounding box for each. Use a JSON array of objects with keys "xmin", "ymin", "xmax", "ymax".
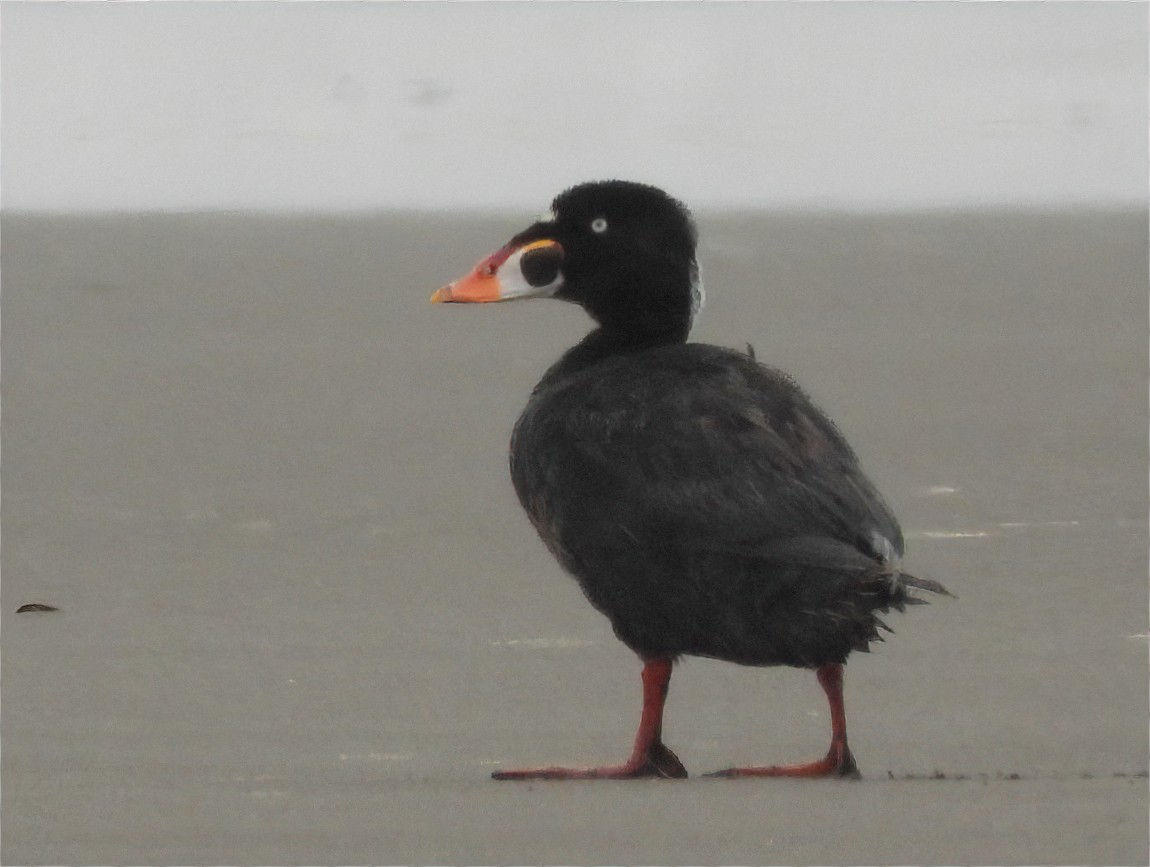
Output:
[
  {"xmin": 688, "ymin": 259, "xmax": 705, "ymax": 327},
  {"xmin": 496, "ymin": 245, "xmax": 563, "ymax": 300}
]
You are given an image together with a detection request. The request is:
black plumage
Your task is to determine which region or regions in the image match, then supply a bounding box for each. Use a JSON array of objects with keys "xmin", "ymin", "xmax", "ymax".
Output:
[
  {"xmin": 433, "ymin": 180, "xmax": 950, "ymax": 780},
  {"xmin": 514, "ymin": 343, "xmax": 928, "ymax": 668}
]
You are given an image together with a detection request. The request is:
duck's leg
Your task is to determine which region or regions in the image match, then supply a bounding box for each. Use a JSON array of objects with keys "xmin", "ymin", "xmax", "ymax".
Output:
[
  {"xmin": 705, "ymin": 663, "xmax": 860, "ymax": 779},
  {"xmin": 492, "ymin": 657, "xmax": 688, "ymax": 780}
]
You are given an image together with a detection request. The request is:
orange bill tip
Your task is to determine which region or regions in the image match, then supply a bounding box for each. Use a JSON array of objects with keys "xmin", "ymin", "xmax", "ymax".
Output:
[
  {"xmin": 431, "ymin": 246, "xmax": 514, "ymax": 303},
  {"xmin": 432, "ymin": 266, "xmax": 502, "ymax": 303}
]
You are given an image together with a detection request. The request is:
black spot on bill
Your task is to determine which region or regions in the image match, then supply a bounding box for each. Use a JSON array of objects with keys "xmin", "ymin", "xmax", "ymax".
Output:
[{"xmin": 520, "ymin": 245, "xmax": 563, "ymax": 288}]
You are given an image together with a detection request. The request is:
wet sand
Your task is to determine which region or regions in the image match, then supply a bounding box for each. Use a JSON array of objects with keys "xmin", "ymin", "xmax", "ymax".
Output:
[{"xmin": 3, "ymin": 209, "xmax": 1147, "ymax": 865}]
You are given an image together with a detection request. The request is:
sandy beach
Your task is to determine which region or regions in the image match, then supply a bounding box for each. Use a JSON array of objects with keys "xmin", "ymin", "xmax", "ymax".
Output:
[{"xmin": 3, "ymin": 209, "xmax": 1147, "ymax": 865}]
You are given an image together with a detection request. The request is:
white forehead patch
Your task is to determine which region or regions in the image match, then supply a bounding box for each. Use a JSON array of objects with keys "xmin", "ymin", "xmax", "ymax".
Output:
[{"xmin": 536, "ymin": 207, "xmax": 558, "ymax": 223}]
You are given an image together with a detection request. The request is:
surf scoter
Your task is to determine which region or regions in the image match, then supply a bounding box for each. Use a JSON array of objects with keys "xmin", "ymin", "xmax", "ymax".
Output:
[{"xmin": 432, "ymin": 180, "xmax": 950, "ymax": 779}]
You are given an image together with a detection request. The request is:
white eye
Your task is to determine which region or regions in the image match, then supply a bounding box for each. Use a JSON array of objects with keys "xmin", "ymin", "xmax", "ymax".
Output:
[{"xmin": 590, "ymin": 217, "xmax": 608, "ymax": 234}]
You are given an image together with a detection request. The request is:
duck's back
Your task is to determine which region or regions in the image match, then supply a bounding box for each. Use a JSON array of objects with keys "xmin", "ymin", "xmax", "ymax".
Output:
[{"xmin": 510, "ymin": 342, "xmax": 907, "ymax": 666}]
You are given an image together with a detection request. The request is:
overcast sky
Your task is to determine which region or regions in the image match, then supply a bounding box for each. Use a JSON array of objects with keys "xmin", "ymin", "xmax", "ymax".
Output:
[{"xmin": 2, "ymin": 2, "xmax": 1146, "ymax": 212}]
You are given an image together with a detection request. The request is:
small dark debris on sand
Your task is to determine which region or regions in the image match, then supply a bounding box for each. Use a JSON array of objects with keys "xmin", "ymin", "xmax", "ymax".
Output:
[
  {"xmin": 16, "ymin": 603, "xmax": 59, "ymax": 613},
  {"xmin": 886, "ymin": 769, "xmax": 1148, "ymax": 783}
]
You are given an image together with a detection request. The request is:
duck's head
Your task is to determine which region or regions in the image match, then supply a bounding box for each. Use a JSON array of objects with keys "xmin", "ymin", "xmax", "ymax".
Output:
[{"xmin": 432, "ymin": 180, "xmax": 702, "ymax": 340}]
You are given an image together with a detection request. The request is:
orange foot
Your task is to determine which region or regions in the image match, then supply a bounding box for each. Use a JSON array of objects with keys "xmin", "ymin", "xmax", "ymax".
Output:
[
  {"xmin": 492, "ymin": 741, "xmax": 688, "ymax": 780},
  {"xmin": 704, "ymin": 743, "xmax": 860, "ymax": 780}
]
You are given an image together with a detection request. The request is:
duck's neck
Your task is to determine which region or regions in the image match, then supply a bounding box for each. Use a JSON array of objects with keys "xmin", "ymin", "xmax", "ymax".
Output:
[{"xmin": 536, "ymin": 323, "xmax": 689, "ymax": 392}]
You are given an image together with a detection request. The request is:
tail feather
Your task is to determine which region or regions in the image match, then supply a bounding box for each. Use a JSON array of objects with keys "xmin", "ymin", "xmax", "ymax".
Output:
[
  {"xmin": 901, "ymin": 572, "xmax": 955, "ymax": 598},
  {"xmin": 879, "ymin": 569, "xmax": 952, "ymax": 617},
  {"xmin": 745, "ymin": 535, "xmax": 951, "ymax": 662}
]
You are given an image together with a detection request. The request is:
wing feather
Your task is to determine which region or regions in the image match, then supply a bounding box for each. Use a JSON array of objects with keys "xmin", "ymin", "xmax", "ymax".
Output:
[{"xmin": 511, "ymin": 344, "xmax": 903, "ymax": 567}]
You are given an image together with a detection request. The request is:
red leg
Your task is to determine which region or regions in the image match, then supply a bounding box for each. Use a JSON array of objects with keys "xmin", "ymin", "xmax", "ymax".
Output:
[
  {"xmin": 705, "ymin": 663, "xmax": 861, "ymax": 779},
  {"xmin": 492, "ymin": 657, "xmax": 688, "ymax": 780}
]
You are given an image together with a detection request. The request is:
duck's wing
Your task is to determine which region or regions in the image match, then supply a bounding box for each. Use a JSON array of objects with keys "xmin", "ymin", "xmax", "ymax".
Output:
[{"xmin": 513, "ymin": 344, "xmax": 904, "ymax": 566}]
